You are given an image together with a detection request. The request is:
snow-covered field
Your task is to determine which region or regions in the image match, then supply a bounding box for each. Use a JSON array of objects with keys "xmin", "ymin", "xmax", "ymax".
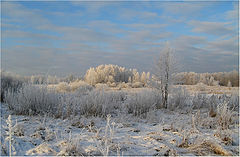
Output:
[{"xmin": 1, "ymin": 96, "xmax": 239, "ymax": 156}]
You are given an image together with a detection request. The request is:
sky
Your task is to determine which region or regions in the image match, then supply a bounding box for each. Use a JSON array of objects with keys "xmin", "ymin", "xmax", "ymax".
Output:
[{"xmin": 1, "ymin": 0, "xmax": 239, "ymax": 76}]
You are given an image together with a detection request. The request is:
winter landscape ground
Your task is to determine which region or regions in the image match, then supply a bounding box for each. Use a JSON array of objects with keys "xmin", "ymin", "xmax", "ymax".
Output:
[
  {"xmin": 0, "ymin": 69, "xmax": 239, "ymax": 156},
  {"xmin": 1, "ymin": 1, "xmax": 239, "ymax": 156}
]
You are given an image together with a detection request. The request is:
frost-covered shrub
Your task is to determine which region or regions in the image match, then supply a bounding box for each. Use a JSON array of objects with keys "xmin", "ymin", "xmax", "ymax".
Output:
[
  {"xmin": 192, "ymin": 93, "xmax": 208, "ymax": 109},
  {"xmin": 196, "ymin": 82, "xmax": 207, "ymax": 91},
  {"xmin": 132, "ymin": 82, "xmax": 144, "ymax": 88},
  {"xmin": 56, "ymin": 82, "xmax": 71, "ymax": 92},
  {"xmin": 95, "ymin": 83, "xmax": 109, "ymax": 90},
  {"xmin": 56, "ymin": 81, "xmax": 93, "ymax": 93},
  {"xmin": 228, "ymin": 92, "xmax": 239, "ymax": 111},
  {"xmin": 125, "ymin": 89, "xmax": 161, "ymax": 116},
  {"xmin": 117, "ymin": 82, "xmax": 131, "ymax": 89},
  {"xmin": 4, "ymin": 84, "xmax": 61, "ymax": 116},
  {"xmin": 74, "ymin": 84, "xmax": 93, "ymax": 96},
  {"xmin": 216, "ymin": 103, "xmax": 237, "ymax": 130},
  {"xmin": 126, "ymin": 83, "xmax": 132, "ymax": 88},
  {"xmin": 5, "ymin": 83, "xmax": 127, "ymax": 118},
  {"xmin": 58, "ymin": 89, "xmax": 127, "ymax": 117},
  {"xmin": 1, "ymin": 72, "xmax": 24, "ymax": 102},
  {"xmin": 78, "ymin": 90, "xmax": 126, "ymax": 116},
  {"xmin": 107, "ymin": 82, "xmax": 117, "ymax": 88},
  {"xmin": 212, "ymin": 80, "xmax": 220, "ymax": 86},
  {"xmin": 57, "ymin": 140, "xmax": 86, "ymax": 156},
  {"xmin": 69, "ymin": 80, "xmax": 90, "ymax": 91},
  {"xmin": 169, "ymin": 87, "xmax": 190, "ymax": 110}
]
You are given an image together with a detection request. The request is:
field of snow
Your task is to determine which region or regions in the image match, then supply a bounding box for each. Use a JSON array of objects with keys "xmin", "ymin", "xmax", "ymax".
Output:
[{"xmin": 1, "ymin": 92, "xmax": 239, "ymax": 156}]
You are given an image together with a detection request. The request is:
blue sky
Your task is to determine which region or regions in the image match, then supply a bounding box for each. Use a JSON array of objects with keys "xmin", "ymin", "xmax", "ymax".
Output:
[{"xmin": 1, "ymin": 1, "xmax": 239, "ymax": 76}]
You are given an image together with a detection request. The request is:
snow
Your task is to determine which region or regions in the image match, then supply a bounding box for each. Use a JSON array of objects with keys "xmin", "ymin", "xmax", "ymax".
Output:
[{"xmin": 1, "ymin": 102, "xmax": 239, "ymax": 156}]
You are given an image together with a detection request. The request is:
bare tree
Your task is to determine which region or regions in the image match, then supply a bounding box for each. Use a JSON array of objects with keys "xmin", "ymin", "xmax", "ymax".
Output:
[{"xmin": 151, "ymin": 44, "xmax": 178, "ymax": 109}]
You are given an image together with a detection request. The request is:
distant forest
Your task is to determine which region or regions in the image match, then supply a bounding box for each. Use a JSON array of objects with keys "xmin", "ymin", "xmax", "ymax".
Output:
[{"xmin": 1, "ymin": 64, "xmax": 239, "ymax": 87}]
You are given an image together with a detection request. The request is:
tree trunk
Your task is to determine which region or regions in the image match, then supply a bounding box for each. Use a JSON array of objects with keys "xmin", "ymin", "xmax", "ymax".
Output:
[
  {"xmin": 160, "ymin": 87, "xmax": 165, "ymax": 109},
  {"xmin": 164, "ymin": 84, "xmax": 168, "ymax": 109}
]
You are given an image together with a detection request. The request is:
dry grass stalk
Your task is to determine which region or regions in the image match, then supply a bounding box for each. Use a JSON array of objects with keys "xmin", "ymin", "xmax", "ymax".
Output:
[
  {"xmin": 217, "ymin": 103, "xmax": 236, "ymax": 130},
  {"xmin": 214, "ymin": 129, "xmax": 233, "ymax": 145},
  {"xmin": 178, "ymin": 131, "xmax": 190, "ymax": 148},
  {"xmin": 191, "ymin": 115, "xmax": 199, "ymax": 133},
  {"xmin": 189, "ymin": 139, "xmax": 232, "ymax": 156},
  {"xmin": 209, "ymin": 107, "xmax": 217, "ymax": 117}
]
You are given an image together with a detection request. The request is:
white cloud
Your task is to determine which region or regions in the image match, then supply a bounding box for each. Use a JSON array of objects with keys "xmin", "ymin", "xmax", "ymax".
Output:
[
  {"xmin": 124, "ymin": 23, "xmax": 167, "ymax": 30},
  {"xmin": 160, "ymin": 2, "xmax": 206, "ymax": 16},
  {"xmin": 2, "ymin": 1, "xmax": 238, "ymax": 75},
  {"xmin": 119, "ymin": 9, "xmax": 159, "ymax": 20},
  {"xmin": 2, "ymin": 2, "xmax": 50, "ymax": 27},
  {"xmin": 225, "ymin": 2, "xmax": 238, "ymax": 21},
  {"xmin": 170, "ymin": 35, "xmax": 238, "ymax": 72},
  {"xmin": 2, "ymin": 30, "xmax": 57, "ymax": 40},
  {"xmin": 188, "ymin": 20, "xmax": 235, "ymax": 36}
]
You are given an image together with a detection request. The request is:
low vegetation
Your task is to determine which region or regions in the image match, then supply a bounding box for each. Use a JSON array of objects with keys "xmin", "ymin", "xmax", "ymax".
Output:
[{"xmin": 1, "ymin": 64, "xmax": 239, "ymax": 156}]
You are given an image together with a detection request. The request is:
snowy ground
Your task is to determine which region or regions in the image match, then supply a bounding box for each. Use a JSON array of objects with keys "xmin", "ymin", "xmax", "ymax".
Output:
[{"xmin": 1, "ymin": 101, "xmax": 239, "ymax": 156}]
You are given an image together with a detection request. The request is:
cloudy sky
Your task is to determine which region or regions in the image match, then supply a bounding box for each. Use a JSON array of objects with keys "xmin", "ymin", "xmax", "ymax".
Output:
[{"xmin": 1, "ymin": 1, "xmax": 239, "ymax": 76}]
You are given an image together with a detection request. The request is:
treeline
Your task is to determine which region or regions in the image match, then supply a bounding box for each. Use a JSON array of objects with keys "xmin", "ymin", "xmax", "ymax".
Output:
[
  {"xmin": 174, "ymin": 70, "xmax": 239, "ymax": 87},
  {"xmin": 0, "ymin": 70, "xmax": 82, "ymax": 85},
  {"xmin": 84, "ymin": 64, "xmax": 150, "ymax": 86},
  {"xmin": 1, "ymin": 67, "xmax": 239, "ymax": 88}
]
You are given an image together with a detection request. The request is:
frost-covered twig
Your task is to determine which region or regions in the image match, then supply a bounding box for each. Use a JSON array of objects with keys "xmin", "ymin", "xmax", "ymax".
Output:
[{"xmin": 5, "ymin": 115, "xmax": 15, "ymax": 156}]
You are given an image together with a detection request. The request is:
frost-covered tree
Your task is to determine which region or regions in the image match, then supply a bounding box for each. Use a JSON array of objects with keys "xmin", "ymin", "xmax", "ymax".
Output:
[
  {"xmin": 134, "ymin": 72, "xmax": 140, "ymax": 83},
  {"xmin": 47, "ymin": 75, "xmax": 59, "ymax": 84},
  {"xmin": 175, "ymin": 71, "xmax": 239, "ymax": 87},
  {"xmin": 84, "ymin": 64, "xmax": 151, "ymax": 86},
  {"xmin": 85, "ymin": 68, "xmax": 97, "ymax": 85},
  {"xmin": 140, "ymin": 72, "xmax": 146, "ymax": 84},
  {"xmin": 151, "ymin": 44, "xmax": 178, "ymax": 109},
  {"xmin": 146, "ymin": 72, "xmax": 150, "ymax": 81}
]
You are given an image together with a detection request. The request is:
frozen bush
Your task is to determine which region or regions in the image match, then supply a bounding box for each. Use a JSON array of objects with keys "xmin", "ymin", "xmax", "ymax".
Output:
[
  {"xmin": 56, "ymin": 82, "xmax": 71, "ymax": 92},
  {"xmin": 196, "ymin": 82, "xmax": 207, "ymax": 91},
  {"xmin": 125, "ymin": 89, "xmax": 161, "ymax": 117},
  {"xmin": 58, "ymin": 89, "xmax": 127, "ymax": 117},
  {"xmin": 74, "ymin": 84, "xmax": 93, "ymax": 96},
  {"xmin": 117, "ymin": 82, "xmax": 131, "ymax": 89},
  {"xmin": 108, "ymin": 82, "xmax": 117, "ymax": 88},
  {"xmin": 5, "ymin": 83, "xmax": 127, "ymax": 118},
  {"xmin": 78, "ymin": 90, "xmax": 126, "ymax": 116},
  {"xmin": 132, "ymin": 82, "xmax": 144, "ymax": 88},
  {"xmin": 212, "ymin": 80, "xmax": 220, "ymax": 86},
  {"xmin": 216, "ymin": 103, "xmax": 237, "ymax": 130},
  {"xmin": 95, "ymin": 83, "xmax": 109, "ymax": 90},
  {"xmin": 126, "ymin": 83, "xmax": 132, "ymax": 88},
  {"xmin": 1, "ymin": 72, "xmax": 23, "ymax": 102},
  {"xmin": 56, "ymin": 81, "xmax": 93, "ymax": 93},
  {"xmin": 57, "ymin": 140, "xmax": 86, "ymax": 156},
  {"xmin": 192, "ymin": 93, "xmax": 208, "ymax": 109},
  {"xmin": 69, "ymin": 80, "xmax": 91, "ymax": 91},
  {"xmin": 4, "ymin": 84, "xmax": 61, "ymax": 116},
  {"xmin": 169, "ymin": 87, "xmax": 190, "ymax": 110},
  {"xmin": 228, "ymin": 92, "xmax": 239, "ymax": 111}
]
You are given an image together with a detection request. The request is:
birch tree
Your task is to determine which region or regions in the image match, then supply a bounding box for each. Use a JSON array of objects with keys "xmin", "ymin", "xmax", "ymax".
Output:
[{"xmin": 151, "ymin": 44, "xmax": 178, "ymax": 109}]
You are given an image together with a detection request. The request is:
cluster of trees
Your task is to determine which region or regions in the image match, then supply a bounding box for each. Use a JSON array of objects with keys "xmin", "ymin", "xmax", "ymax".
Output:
[
  {"xmin": 30, "ymin": 74, "xmax": 80, "ymax": 84},
  {"xmin": 174, "ymin": 70, "xmax": 239, "ymax": 87},
  {"xmin": 30, "ymin": 75, "xmax": 59, "ymax": 84},
  {"xmin": 84, "ymin": 64, "xmax": 150, "ymax": 86}
]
